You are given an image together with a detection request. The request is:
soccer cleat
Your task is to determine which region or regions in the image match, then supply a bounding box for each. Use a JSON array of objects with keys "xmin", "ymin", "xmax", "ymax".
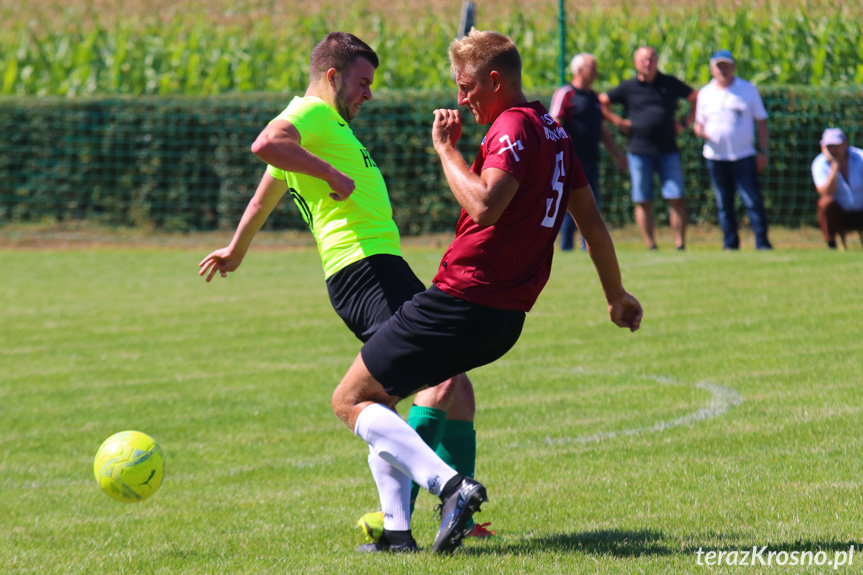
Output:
[
  {"xmin": 464, "ymin": 521, "xmax": 496, "ymax": 538},
  {"xmin": 356, "ymin": 536, "xmax": 419, "ymax": 554},
  {"xmin": 431, "ymin": 477, "xmax": 488, "ymax": 554},
  {"xmin": 357, "ymin": 511, "xmax": 384, "ymax": 543}
]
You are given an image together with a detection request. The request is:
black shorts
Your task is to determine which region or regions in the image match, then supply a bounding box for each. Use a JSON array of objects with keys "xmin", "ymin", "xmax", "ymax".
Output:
[
  {"xmin": 326, "ymin": 254, "xmax": 426, "ymax": 343},
  {"xmin": 361, "ymin": 285, "xmax": 526, "ymax": 398}
]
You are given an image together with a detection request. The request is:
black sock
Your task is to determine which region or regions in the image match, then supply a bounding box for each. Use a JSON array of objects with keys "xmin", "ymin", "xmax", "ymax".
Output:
[
  {"xmin": 383, "ymin": 529, "xmax": 414, "ymax": 546},
  {"xmin": 440, "ymin": 473, "xmax": 465, "ymax": 501},
  {"xmin": 828, "ymin": 240, "xmax": 837, "ymax": 249}
]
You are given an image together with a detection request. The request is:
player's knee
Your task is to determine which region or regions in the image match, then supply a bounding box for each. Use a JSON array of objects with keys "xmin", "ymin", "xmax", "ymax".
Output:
[
  {"xmin": 331, "ymin": 383, "xmax": 352, "ymax": 424},
  {"xmin": 414, "ymin": 372, "xmax": 474, "ymax": 412},
  {"xmin": 452, "ymin": 373, "xmax": 476, "ymax": 416},
  {"xmin": 817, "ymin": 195, "xmax": 836, "ymax": 210},
  {"xmin": 415, "ymin": 381, "xmax": 453, "ymax": 409},
  {"xmin": 432, "ymin": 376, "xmax": 462, "ymax": 401}
]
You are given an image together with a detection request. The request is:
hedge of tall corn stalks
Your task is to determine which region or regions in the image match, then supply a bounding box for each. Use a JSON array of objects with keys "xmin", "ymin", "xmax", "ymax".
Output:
[{"xmin": 1, "ymin": 1, "xmax": 861, "ymax": 97}]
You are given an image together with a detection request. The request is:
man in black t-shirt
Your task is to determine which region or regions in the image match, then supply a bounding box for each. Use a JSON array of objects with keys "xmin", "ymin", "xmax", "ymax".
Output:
[
  {"xmin": 550, "ymin": 52, "xmax": 627, "ymax": 251},
  {"xmin": 600, "ymin": 46, "xmax": 697, "ymax": 250}
]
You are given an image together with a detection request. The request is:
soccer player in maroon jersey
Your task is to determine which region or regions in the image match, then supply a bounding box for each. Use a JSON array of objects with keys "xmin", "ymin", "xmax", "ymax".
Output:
[{"xmin": 330, "ymin": 30, "xmax": 642, "ymax": 555}]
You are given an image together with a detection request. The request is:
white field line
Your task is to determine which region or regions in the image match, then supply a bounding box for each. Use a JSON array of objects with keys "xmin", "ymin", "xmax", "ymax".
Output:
[{"xmin": 543, "ymin": 372, "xmax": 743, "ymax": 445}]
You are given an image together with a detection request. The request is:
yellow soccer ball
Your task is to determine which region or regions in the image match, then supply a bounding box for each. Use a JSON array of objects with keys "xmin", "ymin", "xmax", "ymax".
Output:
[{"xmin": 94, "ymin": 431, "xmax": 165, "ymax": 503}]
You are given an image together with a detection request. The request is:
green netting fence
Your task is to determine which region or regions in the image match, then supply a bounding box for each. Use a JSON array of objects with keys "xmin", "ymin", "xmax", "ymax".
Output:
[{"xmin": 0, "ymin": 87, "xmax": 859, "ymax": 236}]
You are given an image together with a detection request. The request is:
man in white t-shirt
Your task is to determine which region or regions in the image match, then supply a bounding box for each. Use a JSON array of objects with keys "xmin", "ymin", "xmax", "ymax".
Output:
[
  {"xmin": 811, "ymin": 128, "xmax": 863, "ymax": 250},
  {"xmin": 694, "ymin": 50, "xmax": 772, "ymax": 250}
]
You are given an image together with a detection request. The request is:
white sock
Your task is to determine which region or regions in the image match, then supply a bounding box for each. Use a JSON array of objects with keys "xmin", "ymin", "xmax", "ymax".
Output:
[
  {"xmin": 354, "ymin": 403, "xmax": 458, "ymax": 497},
  {"xmin": 367, "ymin": 448, "xmax": 411, "ymax": 531}
]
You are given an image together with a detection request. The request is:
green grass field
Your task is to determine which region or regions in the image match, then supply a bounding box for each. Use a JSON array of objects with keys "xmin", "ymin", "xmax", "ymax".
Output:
[{"xmin": 2, "ymin": 241, "xmax": 862, "ymax": 574}]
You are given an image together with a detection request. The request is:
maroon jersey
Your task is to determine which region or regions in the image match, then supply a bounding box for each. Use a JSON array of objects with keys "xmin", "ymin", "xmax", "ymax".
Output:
[{"xmin": 433, "ymin": 101, "xmax": 588, "ymax": 311}]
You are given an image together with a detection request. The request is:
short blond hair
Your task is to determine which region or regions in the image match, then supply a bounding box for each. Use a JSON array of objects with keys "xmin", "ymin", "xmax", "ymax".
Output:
[{"xmin": 448, "ymin": 29, "xmax": 521, "ymax": 80}]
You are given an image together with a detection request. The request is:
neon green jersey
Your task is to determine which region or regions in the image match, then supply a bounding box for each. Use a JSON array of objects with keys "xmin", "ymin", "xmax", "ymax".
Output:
[{"xmin": 267, "ymin": 96, "xmax": 401, "ymax": 278}]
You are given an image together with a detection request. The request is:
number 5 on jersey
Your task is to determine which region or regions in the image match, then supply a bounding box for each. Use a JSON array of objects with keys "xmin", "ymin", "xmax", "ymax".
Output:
[{"xmin": 541, "ymin": 152, "xmax": 565, "ymax": 228}]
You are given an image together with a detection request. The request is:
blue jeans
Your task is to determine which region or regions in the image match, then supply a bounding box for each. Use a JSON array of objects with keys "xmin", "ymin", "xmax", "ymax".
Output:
[
  {"xmin": 627, "ymin": 152, "xmax": 684, "ymax": 203},
  {"xmin": 706, "ymin": 156, "xmax": 771, "ymax": 249},
  {"xmin": 560, "ymin": 159, "xmax": 599, "ymax": 251}
]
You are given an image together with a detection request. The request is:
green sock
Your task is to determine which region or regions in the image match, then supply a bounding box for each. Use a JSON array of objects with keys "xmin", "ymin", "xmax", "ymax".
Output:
[
  {"xmin": 435, "ymin": 420, "xmax": 476, "ymax": 479},
  {"xmin": 407, "ymin": 405, "xmax": 447, "ymax": 513},
  {"xmin": 436, "ymin": 420, "xmax": 477, "ymax": 530}
]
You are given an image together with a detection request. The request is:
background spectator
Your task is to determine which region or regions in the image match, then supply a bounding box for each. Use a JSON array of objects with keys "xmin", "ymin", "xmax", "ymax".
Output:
[
  {"xmin": 600, "ymin": 46, "xmax": 697, "ymax": 251},
  {"xmin": 811, "ymin": 128, "xmax": 863, "ymax": 250},
  {"xmin": 694, "ymin": 50, "xmax": 772, "ymax": 250},
  {"xmin": 550, "ymin": 52, "xmax": 627, "ymax": 251}
]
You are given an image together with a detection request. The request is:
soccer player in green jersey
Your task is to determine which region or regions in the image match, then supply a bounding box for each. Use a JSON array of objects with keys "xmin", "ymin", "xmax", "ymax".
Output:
[{"xmin": 198, "ymin": 32, "xmax": 490, "ymax": 552}]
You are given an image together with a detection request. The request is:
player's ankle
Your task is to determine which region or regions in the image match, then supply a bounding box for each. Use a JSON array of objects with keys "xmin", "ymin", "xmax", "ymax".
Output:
[
  {"xmin": 439, "ymin": 474, "xmax": 465, "ymax": 501},
  {"xmin": 383, "ymin": 529, "xmax": 414, "ymax": 546}
]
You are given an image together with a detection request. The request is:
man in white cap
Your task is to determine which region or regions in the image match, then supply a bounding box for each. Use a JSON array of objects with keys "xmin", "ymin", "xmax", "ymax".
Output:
[
  {"xmin": 811, "ymin": 128, "xmax": 863, "ymax": 250},
  {"xmin": 694, "ymin": 49, "xmax": 772, "ymax": 250}
]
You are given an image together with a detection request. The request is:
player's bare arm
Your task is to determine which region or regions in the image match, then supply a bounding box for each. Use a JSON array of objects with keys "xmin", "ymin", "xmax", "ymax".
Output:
[
  {"xmin": 676, "ymin": 90, "xmax": 698, "ymax": 135},
  {"xmin": 814, "ymin": 145, "xmax": 841, "ymax": 198},
  {"xmin": 251, "ymin": 119, "xmax": 355, "ymax": 201},
  {"xmin": 198, "ymin": 173, "xmax": 288, "ymax": 282},
  {"xmin": 684, "ymin": 89, "xmax": 699, "ymax": 126},
  {"xmin": 568, "ymin": 183, "xmax": 642, "ymax": 332},
  {"xmin": 432, "ymin": 109, "xmax": 519, "ymax": 226}
]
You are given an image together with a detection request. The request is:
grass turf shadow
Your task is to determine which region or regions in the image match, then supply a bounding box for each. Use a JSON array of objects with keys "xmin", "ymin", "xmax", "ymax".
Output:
[
  {"xmin": 460, "ymin": 529, "xmax": 670, "ymax": 557},
  {"xmin": 459, "ymin": 529, "xmax": 859, "ymax": 559}
]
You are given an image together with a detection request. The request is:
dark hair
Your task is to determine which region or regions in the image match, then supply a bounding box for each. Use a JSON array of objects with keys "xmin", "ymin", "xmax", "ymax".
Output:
[{"xmin": 309, "ymin": 32, "xmax": 379, "ymax": 82}]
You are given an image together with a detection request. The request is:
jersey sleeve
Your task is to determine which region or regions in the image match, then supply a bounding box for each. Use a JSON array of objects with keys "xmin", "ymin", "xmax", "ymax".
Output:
[
  {"xmin": 811, "ymin": 156, "xmax": 829, "ymax": 188},
  {"xmin": 605, "ymin": 82, "xmax": 628, "ymax": 105},
  {"xmin": 694, "ymin": 85, "xmax": 708, "ymax": 124},
  {"xmin": 265, "ymin": 99, "xmax": 333, "ymax": 181},
  {"xmin": 480, "ymin": 111, "xmax": 535, "ymax": 183},
  {"xmin": 670, "ymin": 75, "xmax": 694, "ymax": 99},
  {"xmin": 750, "ymin": 84, "xmax": 768, "ymax": 120},
  {"xmin": 274, "ymin": 100, "xmax": 330, "ymax": 151},
  {"xmin": 549, "ymin": 86, "xmax": 571, "ymax": 121},
  {"xmin": 266, "ymin": 164, "xmax": 287, "ymax": 181}
]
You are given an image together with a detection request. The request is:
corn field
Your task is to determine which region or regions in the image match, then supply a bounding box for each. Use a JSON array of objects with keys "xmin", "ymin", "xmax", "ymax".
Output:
[{"xmin": 1, "ymin": 0, "xmax": 861, "ymax": 97}]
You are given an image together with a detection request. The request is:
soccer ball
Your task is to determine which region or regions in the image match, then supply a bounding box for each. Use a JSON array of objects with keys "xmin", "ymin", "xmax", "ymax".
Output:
[{"xmin": 93, "ymin": 430, "xmax": 165, "ymax": 503}]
